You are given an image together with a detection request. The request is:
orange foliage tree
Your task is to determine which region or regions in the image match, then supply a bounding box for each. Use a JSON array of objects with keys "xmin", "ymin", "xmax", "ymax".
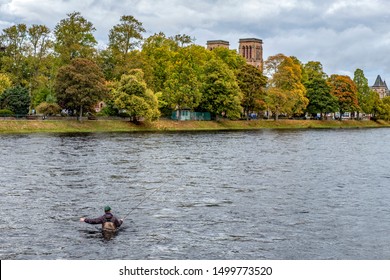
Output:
[{"xmin": 327, "ymin": 74, "xmax": 359, "ymax": 120}]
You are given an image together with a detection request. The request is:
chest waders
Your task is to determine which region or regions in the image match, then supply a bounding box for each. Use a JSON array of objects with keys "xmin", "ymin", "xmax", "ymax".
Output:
[{"xmin": 102, "ymin": 216, "xmax": 116, "ymax": 232}]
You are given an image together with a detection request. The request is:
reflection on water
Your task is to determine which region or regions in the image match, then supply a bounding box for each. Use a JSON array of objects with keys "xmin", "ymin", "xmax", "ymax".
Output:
[{"xmin": 0, "ymin": 129, "xmax": 390, "ymax": 259}]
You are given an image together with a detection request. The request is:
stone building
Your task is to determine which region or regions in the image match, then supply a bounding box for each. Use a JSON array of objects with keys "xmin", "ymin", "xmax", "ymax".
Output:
[
  {"xmin": 238, "ymin": 38, "xmax": 263, "ymax": 71},
  {"xmin": 206, "ymin": 40, "xmax": 230, "ymax": 50},
  {"xmin": 206, "ymin": 37, "xmax": 264, "ymax": 71},
  {"xmin": 371, "ymin": 75, "xmax": 389, "ymax": 99}
]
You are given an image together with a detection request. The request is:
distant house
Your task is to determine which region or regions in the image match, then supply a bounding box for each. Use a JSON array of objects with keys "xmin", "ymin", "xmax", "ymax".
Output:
[
  {"xmin": 94, "ymin": 101, "xmax": 106, "ymax": 113},
  {"xmin": 371, "ymin": 75, "xmax": 390, "ymax": 99}
]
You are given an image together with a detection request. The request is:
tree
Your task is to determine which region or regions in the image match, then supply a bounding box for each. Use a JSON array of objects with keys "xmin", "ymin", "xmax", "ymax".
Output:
[
  {"xmin": 27, "ymin": 24, "xmax": 53, "ymax": 90},
  {"xmin": 377, "ymin": 96, "xmax": 390, "ymax": 121},
  {"xmin": 55, "ymin": 58, "xmax": 108, "ymax": 120},
  {"xmin": 0, "ymin": 73, "xmax": 12, "ymax": 94},
  {"xmin": 0, "ymin": 24, "xmax": 29, "ymax": 84},
  {"xmin": 305, "ymin": 78, "xmax": 338, "ymax": 119},
  {"xmin": 142, "ymin": 32, "xmax": 179, "ymax": 92},
  {"xmin": 170, "ymin": 34, "xmax": 195, "ymax": 47},
  {"xmin": 161, "ymin": 46, "xmax": 204, "ymax": 117},
  {"xmin": 303, "ymin": 61, "xmax": 337, "ymax": 119},
  {"xmin": 328, "ymin": 74, "xmax": 359, "ymax": 120},
  {"xmin": 353, "ymin": 69, "xmax": 371, "ymax": 118},
  {"xmin": 36, "ymin": 102, "xmax": 61, "ymax": 116},
  {"xmin": 236, "ymin": 64, "xmax": 267, "ymax": 119},
  {"xmin": 113, "ymin": 69, "xmax": 160, "ymax": 122},
  {"xmin": 265, "ymin": 54, "xmax": 308, "ymax": 119},
  {"xmin": 54, "ymin": 12, "xmax": 97, "ymax": 64},
  {"xmin": 108, "ymin": 15, "xmax": 145, "ymax": 57},
  {"xmin": 0, "ymin": 85, "xmax": 30, "ymax": 115},
  {"xmin": 199, "ymin": 58, "xmax": 243, "ymax": 119},
  {"xmin": 211, "ymin": 47, "xmax": 246, "ymax": 71}
]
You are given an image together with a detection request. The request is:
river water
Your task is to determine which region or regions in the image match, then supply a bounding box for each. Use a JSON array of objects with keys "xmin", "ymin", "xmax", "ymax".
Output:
[{"xmin": 0, "ymin": 128, "xmax": 389, "ymax": 260}]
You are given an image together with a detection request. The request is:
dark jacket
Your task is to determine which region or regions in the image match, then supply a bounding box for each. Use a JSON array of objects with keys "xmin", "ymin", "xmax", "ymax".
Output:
[{"xmin": 84, "ymin": 212, "xmax": 123, "ymax": 229}]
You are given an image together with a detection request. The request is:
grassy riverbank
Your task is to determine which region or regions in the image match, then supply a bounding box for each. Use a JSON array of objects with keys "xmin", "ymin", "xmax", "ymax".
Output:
[{"xmin": 1, "ymin": 118, "xmax": 390, "ymax": 134}]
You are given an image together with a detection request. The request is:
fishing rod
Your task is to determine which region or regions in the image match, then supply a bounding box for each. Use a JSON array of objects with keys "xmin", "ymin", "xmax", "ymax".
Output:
[{"xmin": 122, "ymin": 186, "xmax": 162, "ymax": 221}]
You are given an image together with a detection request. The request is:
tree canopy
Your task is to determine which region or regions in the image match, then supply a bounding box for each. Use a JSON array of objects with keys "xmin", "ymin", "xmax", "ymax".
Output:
[
  {"xmin": 55, "ymin": 58, "xmax": 108, "ymax": 119},
  {"xmin": 1, "ymin": 11, "xmax": 389, "ymax": 121}
]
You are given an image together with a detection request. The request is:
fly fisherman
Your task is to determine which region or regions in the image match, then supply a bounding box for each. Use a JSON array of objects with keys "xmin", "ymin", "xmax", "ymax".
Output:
[{"xmin": 80, "ymin": 206, "xmax": 123, "ymax": 232}]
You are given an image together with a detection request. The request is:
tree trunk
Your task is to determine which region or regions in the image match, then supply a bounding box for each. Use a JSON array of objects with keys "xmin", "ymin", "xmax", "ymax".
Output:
[{"xmin": 78, "ymin": 105, "xmax": 83, "ymax": 121}]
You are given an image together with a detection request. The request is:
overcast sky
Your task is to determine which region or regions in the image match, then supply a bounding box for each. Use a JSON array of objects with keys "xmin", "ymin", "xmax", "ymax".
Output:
[{"xmin": 1, "ymin": 0, "xmax": 390, "ymax": 84}]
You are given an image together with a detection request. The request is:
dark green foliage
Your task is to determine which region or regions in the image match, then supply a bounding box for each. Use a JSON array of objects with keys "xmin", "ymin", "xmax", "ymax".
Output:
[
  {"xmin": 0, "ymin": 86, "xmax": 30, "ymax": 115},
  {"xmin": 0, "ymin": 108, "xmax": 14, "ymax": 116}
]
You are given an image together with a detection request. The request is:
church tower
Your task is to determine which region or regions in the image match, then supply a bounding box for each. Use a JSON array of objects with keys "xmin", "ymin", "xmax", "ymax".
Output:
[
  {"xmin": 238, "ymin": 38, "xmax": 263, "ymax": 71},
  {"xmin": 371, "ymin": 75, "xmax": 389, "ymax": 99},
  {"xmin": 206, "ymin": 40, "xmax": 230, "ymax": 51}
]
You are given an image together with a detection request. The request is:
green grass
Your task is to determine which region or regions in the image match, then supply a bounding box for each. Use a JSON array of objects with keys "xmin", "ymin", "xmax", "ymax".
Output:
[{"xmin": 0, "ymin": 119, "xmax": 389, "ymax": 134}]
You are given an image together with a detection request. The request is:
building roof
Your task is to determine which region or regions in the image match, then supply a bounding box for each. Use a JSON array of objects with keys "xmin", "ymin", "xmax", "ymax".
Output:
[
  {"xmin": 373, "ymin": 75, "xmax": 388, "ymax": 88},
  {"xmin": 239, "ymin": 38, "xmax": 263, "ymax": 43},
  {"xmin": 207, "ymin": 40, "xmax": 229, "ymax": 45}
]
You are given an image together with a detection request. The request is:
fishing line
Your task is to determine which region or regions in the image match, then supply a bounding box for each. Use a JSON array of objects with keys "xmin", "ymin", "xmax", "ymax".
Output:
[{"xmin": 122, "ymin": 186, "xmax": 162, "ymax": 221}]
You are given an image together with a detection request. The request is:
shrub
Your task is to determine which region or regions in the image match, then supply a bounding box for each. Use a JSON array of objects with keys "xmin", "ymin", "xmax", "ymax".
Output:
[
  {"xmin": 36, "ymin": 102, "xmax": 61, "ymax": 116},
  {"xmin": 0, "ymin": 109, "xmax": 15, "ymax": 116}
]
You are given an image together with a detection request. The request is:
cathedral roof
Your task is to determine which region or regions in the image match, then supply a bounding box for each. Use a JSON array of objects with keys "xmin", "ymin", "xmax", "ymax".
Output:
[{"xmin": 373, "ymin": 75, "xmax": 388, "ymax": 88}]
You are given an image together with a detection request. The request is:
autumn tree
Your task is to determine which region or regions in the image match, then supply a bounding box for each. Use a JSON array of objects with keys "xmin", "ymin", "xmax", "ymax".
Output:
[
  {"xmin": 54, "ymin": 12, "xmax": 97, "ymax": 64},
  {"xmin": 265, "ymin": 54, "xmax": 308, "ymax": 120},
  {"xmin": 328, "ymin": 74, "xmax": 359, "ymax": 120},
  {"xmin": 55, "ymin": 58, "xmax": 108, "ymax": 120},
  {"xmin": 113, "ymin": 69, "xmax": 160, "ymax": 122},
  {"xmin": 0, "ymin": 73, "xmax": 12, "ymax": 94},
  {"xmin": 237, "ymin": 64, "xmax": 267, "ymax": 119}
]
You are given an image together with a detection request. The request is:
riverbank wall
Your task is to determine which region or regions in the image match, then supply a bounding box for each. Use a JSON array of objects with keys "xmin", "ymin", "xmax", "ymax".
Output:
[{"xmin": 1, "ymin": 119, "xmax": 390, "ymax": 134}]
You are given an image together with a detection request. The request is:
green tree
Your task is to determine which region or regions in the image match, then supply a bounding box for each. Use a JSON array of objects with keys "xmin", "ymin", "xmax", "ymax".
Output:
[
  {"xmin": 113, "ymin": 69, "xmax": 160, "ymax": 122},
  {"xmin": 0, "ymin": 85, "xmax": 30, "ymax": 115},
  {"xmin": 27, "ymin": 25, "xmax": 53, "ymax": 90},
  {"xmin": 54, "ymin": 12, "xmax": 97, "ymax": 64},
  {"xmin": 55, "ymin": 58, "xmax": 108, "ymax": 120},
  {"xmin": 353, "ymin": 69, "xmax": 371, "ymax": 118},
  {"xmin": 170, "ymin": 34, "xmax": 195, "ymax": 47},
  {"xmin": 0, "ymin": 24, "xmax": 29, "ymax": 84},
  {"xmin": 162, "ymin": 46, "xmax": 206, "ymax": 118},
  {"xmin": 108, "ymin": 15, "xmax": 145, "ymax": 57},
  {"xmin": 328, "ymin": 74, "xmax": 359, "ymax": 120},
  {"xmin": 199, "ymin": 58, "xmax": 243, "ymax": 119},
  {"xmin": 303, "ymin": 61, "xmax": 337, "ymax": 119},
  {"xmin": 142, "ymin": 32, "xmax": 178, "ymax": 92},
  {"xmin": 305, "ymin": 78, "xmax": 338, "ymax": 119},
  {"xmin": 236, "ymin": 64, "xmax": 267, "ymax": 119},
  {"xmin": 378, "ymin": 96, "xmax": 390, "ymax": 121},
  {"xmin": 211, "ymin": 47, "xmax": 246, "ymax": 71}
]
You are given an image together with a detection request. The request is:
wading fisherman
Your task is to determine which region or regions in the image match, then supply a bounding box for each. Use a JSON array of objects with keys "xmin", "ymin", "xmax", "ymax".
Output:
[{"xmin": 80, "ymin": 206, "xmax": 123, "ymax": 232}]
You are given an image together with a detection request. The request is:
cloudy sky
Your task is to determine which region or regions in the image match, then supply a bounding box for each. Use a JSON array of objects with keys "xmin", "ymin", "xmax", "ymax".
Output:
[{"xmin": 1, "ymin": 0, "xmax": 390, "ymax": 84}]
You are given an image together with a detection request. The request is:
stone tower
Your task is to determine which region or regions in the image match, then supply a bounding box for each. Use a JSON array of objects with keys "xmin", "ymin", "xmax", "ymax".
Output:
[
  {"xmin": 238, "ymin": 38, "xmax": 263, "ymax": 71},
  {"xmin": 371, "ymin": 75, "xmax": 389, "ymax": 99},
  {"xmin": 206, "ymin": 40, "xmax": 230, "ymax": 51}
]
